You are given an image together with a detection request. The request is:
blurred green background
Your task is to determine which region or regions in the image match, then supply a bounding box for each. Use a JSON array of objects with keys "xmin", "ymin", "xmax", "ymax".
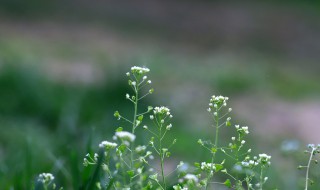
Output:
[{"xmin": 1, "ymin": 1, "xmax": 320, "ymax": 189}]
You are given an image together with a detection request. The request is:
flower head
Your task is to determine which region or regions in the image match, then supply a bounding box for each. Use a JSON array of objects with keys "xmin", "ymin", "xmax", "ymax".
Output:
[
  {"xmin": 153, "ymin": 106, "xmax": 171, "ymax": 116},
  {"xmin": 114, "ymin": 131, "xmax": 136, "ymax": 142},
  {"xmin": 131, "ymin": 66, "xmax": 150, "ymax": 74},
  {"xmin": 38, "ymin": 173, "xmax": 55, "ymax": 184},
  {"xmin": 99, "ymin": 141, "xmax": 118, "ymax": 149}
]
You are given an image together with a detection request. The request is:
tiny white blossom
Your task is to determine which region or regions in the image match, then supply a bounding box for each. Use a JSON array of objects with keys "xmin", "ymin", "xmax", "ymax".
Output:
[
  {"xmin": 135, "ymin": 145, "xmax": 146, "ymax": 153},
  {"xmin": 147, "ymin": 80, "xmax": 152, "ymax": 84},
  {"xmin": 99, "ymin": 141, "xmax": 118, "ymax": 149},
  {"xmin": 184, "ymin": 174, "xmax": 199, "ymax": 183},
  {"xmin": 153, "ymin": 106, "xmax": 171, "ymax": 115},
  {"xmin": 166, "ymin": 124, "xmax": 172, "ymax": 130},
  {"xmin": 38, "ymin": 173, "xmax": 55, "ymax": 184},
  {"xmin": 131, "ymin": 66, "xmax": 150, "ymax": 74},
  {"xmin": 115, "ymin": 131, "xmax": 136, "ymax": 142}
]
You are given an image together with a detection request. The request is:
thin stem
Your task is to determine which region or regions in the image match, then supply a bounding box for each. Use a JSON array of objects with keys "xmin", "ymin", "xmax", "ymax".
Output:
[
  {"xmin": 206, "ymin": 111, "xmax": 219, "ymax": 190},
  {"xmin": 305, "ymin": 148, "xmax": 315, "ymax": 190},
  {"xmin": 159, "ymin": 125, "xmax": 167, "ymax": 189},
  {"xmin": 214, "ymin": 112, "xmax": 219, "ymax": 150},
  {"xmin": 259, "ymin": 166, "xmax": 264, "ymax": 190}
]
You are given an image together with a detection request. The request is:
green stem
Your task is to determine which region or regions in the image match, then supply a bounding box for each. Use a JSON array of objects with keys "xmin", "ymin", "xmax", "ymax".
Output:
[
  {"xmin": 130, "ymin": 84, "xmax": 139, "ymax": 186},
  {"xmin": 305, "ymin": 148, "xmax": 315, "ymax": 190},
  {"xmin": 215, "ymin": 113, "xmax": 219, "ymax": 149},
  {"xmin": 206, "ymin": 112, "xmax": 219, "ymax": 190},
  {"xmin": 259, "ymin": 166, "xmax": 264, "ymax": 190},
  {"xmin": 159, "ymin": 124, "xmax": 166, "ymax": 189}
]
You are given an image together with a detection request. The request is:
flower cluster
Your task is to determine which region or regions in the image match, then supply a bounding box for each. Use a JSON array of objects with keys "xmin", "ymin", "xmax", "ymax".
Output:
[
  {"xmin": 307, "ymin": 144, "xmax": 320, "ymax": 150},
  {"xmin": 153, "ymin": 106, "xmax": 171, "ymax": 116},
  {"xmin": 113, "ymin": 131, "xmax": 136, "ymax": 144},
  {"xmin": 130, "ymin": 66, "xmax": 150, "ymax": 74},
  {"xmin": 183, "ymin": 174, "xmax": 199, "ymax": 183},
  {"xmin": 99, "ymin": 140, "xmax": 118, "ymax": 149},
  {"xmin": 200, "ymin": 162, "xmax": 216, "ymax": 171},
  {"xmin": 258, "ymin": 153, "xmax": 272, "ymax": 166},
  {"xmin": 38, "ymin": 173, "xmax": 55, "ymax": 184},
  {"xmin": 207, "ymin": 95, "xmax": 231, "ymax": 113},
  {"xmin": 235, "ymin": 125, "xmax": 250, "ymax": 134}
]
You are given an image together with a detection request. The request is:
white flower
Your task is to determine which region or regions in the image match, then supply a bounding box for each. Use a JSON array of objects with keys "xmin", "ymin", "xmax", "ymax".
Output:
[
  {"xmin": 143, "ymin": 76, "xmax": 147, "ymax": 80},
  {"xmin": 147, "ymin": 80, "xmax": 152, "ymax": 84},
  {"xmin": 126, "ymin": 94, "xmax": 130, "ymax": 99},
  {"xmin": 131, "ymin": 66, "xmax": 150, "ymax": 74},
  {"xmin": 115, "ymin": 131, "xmax": 136, "ymax": 142},
  {"xmin": 99, "ymin": 141, "xmax": 118, "ymax": 149},
  {"xmin": 184, "ymin": 174, "xmax": 198, "ymax": 183},
  {"xmin": 38, "ymin": 173, "xmax": 55, "ymax": 183},
  {"xmin": 241, "ymin": 140, "xmax": 246, "ymax": 145},
  {"xmin": 200, "ymin": 162, "xmax": 215, "ymax": 171},
  {"xmin": 131, "ymin": 81, "xmax": 136, "ymax": 86},
  {"xmin": 153, "ymin": 106, "xmax": 171, "ymax": 115},
  {"xmin": 258, "ymin": 153, "xmax": 271, "ymax": 165},
  {"xmin": 166, "ymin": 124, "xmax": 172, "ymax": 130},
  {"xmin": 259, "ymin": 153, "xmax": 271, "ymax": 160},
  {"xmin": 135, "ymin": 145, "xmax": 146, "ymax": 153},
  {"xmin": 241, "ymin": 126, "xmax": 249, "ymax": 134},
  {"xmin": 231, "ymin": 137, "xmax": 236, "ymax": 141},
  {"xmin": 241, "ymin": 161, "xmax": 250, "ymax": 167},
  {"xmin": 150, "ymin": 115, "xmax": 154, "ymax": 120}
]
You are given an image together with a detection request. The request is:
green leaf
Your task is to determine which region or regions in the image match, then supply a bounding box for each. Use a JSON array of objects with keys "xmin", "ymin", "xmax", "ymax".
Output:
[
  {"xmin": 211, "ymin": 147, "xmax": 217, "ymax": 153},
  {"xmin": 224, "ymin": 179, "xmax": 231, "ymax": 188},
  {"xmin": 116, "ymin": 127, "xmax": 123, "ymax": 132},
  {"xmin": 215, "ymin": 164, "xmax": 223, "ymax": 172},
  {"xmin": 127, "ymin": 170, "xmax": 135, "ymax": 177},
  {"xmin": 138, "ymin": 115, "xmax": 144, "ymax": 121},
  {"xmin": 118, "ymin": 144, "xmax": 126, "ymax": 153}
]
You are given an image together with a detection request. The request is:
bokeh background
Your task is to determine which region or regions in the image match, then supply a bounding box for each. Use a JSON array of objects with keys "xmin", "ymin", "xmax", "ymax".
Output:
[{"xmin": 1, "ymin": 1, "xmax": 320, "ymax": 189}]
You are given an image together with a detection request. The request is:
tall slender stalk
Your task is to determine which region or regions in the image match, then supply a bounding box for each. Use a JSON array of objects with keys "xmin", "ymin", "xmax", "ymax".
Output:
[{"xmin": 305, "ymin": 147, "xmax": 315, "ymax": 190}]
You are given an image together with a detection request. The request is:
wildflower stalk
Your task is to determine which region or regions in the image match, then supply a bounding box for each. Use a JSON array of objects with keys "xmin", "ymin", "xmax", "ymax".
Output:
[
  {"xmin": 131, "ymin": 83, "xmax": 138, "ymax": 170},
  {"xmin": 148, "ymin": 106, "xmax": 173, "ymax": 189},
  {"xmin": 259, "ymin": 167, "xmax": 264, "ymax": 190},
  {"xmin": 304, "ymin": 145, "xmax": 316, "ymax": 190},
  {"xmin": 160, "ymin": 126, "xmax": 166, "ymax": 190}
]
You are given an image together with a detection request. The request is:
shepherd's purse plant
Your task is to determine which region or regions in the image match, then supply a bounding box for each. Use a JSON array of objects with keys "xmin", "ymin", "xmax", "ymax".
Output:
[{"xmin": 33, "ymin": 66, "xmax": 320, "ymax": 190}]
